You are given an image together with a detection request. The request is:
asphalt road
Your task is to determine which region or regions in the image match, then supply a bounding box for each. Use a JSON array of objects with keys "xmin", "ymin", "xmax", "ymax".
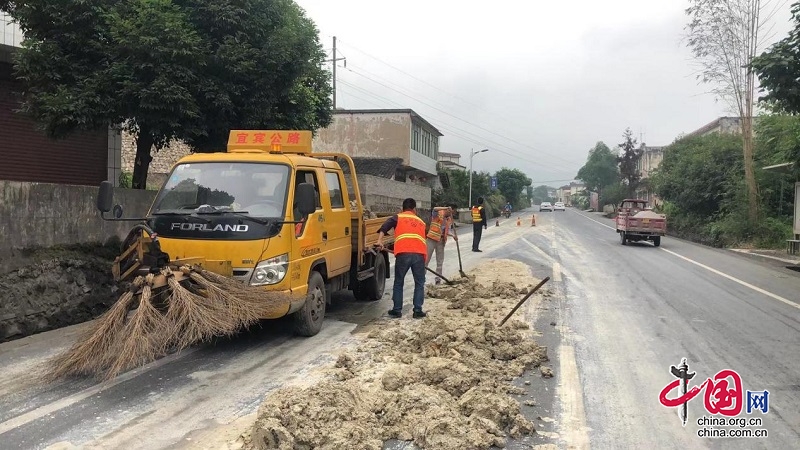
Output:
[
  {"xmin": 542, "ymin": 207, "xmax": 800, "ymax": 449},
  {"xmin": 0, "ymin": 213, "xmax": 558, "ymax": 450},
  {"xmin": 1, "ymin": 207, "xmax": 798, "ymax": 449}
]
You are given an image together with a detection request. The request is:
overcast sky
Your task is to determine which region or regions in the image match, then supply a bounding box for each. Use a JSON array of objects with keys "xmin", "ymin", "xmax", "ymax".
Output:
[{"xmin": 295, "ymin": 0, "xmax": 794, "ymax": 187}]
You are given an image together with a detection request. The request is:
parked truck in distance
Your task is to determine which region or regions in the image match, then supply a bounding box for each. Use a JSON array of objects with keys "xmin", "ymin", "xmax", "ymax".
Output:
[{"xmin": 615, "ymin": 199, "xmax": 666, "ymax": 247}]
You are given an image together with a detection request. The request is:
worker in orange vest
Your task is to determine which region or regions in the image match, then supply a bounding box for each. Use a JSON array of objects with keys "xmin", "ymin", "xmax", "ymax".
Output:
[
  {"xmin": 426, "ymin": 204, "xmax": 457, "ymax": 285},
  {"xmin": 376, "ymin": 198, "xmax": 428, "ymax": 319},
  {"xmin": 471, "ymin": 196, "xmax": 487, "ymax": 252}
]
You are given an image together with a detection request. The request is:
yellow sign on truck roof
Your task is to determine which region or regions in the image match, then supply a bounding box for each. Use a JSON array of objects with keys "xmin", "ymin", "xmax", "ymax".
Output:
[{"xmin": 227, "ymin": 130, "xmax": 313, "ymax": 154}]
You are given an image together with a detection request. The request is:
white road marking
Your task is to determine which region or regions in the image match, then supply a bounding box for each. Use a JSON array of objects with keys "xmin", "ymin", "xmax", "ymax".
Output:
[
  {"xmin": 558, "ymin": 345, "xmax": 591, "ymax": 450},
  {"xmin": 0, "ymin": 347, "xmax": 201, "ymax": 435},
  {"xmin": 571, "ymin": 210, "xmax": 800, "ymax": 311},
  {"xmin": 521, "ymin": 237, "xmax": 556, "ymax": 264},
  {"xmin": 553, "ymin": 262, "xmax": 563, "ymax": 283},
  {"xmin": 660, "ymin": 248, "xmax": 800, "ymax": 311}
]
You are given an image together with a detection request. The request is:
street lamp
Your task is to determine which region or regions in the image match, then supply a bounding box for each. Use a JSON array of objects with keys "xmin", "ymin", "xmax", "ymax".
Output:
[{"xmin": 468, "ymin": 148, "xmax": 489, "ymax": 208}]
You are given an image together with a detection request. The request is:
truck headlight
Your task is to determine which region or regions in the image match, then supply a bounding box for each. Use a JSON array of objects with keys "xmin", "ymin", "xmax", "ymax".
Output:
[{"xmin": 250, "ymin": 253, "xmax": 289, "ymax": 286}]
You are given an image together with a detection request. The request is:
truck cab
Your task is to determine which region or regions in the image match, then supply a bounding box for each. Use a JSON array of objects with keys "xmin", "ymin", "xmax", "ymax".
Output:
[{"xmin": 97, "ymin": 130, "xmax": 392, "ymax": 337}]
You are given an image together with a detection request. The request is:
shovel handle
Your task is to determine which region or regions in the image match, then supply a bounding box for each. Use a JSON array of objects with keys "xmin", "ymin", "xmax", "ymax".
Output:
[
  {"xmin": 425, "ymin": 266, "xmax": 453, "ymax": 285},
  {"xmin": 499, "ymin": 276, "xmax": 550, "ymax": 327}
]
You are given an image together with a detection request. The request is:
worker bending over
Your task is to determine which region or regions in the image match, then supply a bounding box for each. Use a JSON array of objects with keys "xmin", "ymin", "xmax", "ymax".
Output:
[{"xmin": 427, "ymin": 204, "xmax": 457, "ymax": 285}]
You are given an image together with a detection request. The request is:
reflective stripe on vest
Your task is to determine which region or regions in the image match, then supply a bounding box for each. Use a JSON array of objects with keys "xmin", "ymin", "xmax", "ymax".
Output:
[
  {"xmin": 471, "ymin": 206, "xmax": 483, "ymax": 222},
  {"xmin": 427, "ymin": 213, "xmax": 449, "ymax": 242},
  {"xmin": 394, "ymin": 212, "xmax": 427, "ymax": 256}
]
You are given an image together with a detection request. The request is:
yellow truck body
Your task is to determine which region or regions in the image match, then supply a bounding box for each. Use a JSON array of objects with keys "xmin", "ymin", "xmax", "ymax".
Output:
[{"xmin": 104, "ymin": 130, "xmax": 394, "ymax": 336}]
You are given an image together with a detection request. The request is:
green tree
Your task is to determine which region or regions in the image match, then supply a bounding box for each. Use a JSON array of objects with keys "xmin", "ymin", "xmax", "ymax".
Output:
[
  {"xmin": 685, "ymin": 0, "xmax": 771, "ymax": 223},
  {"xmin": 576, "ymin": 141, "xmax": 619, "ymax": 201},
  {"xmin": 531, "ymin": 185, "xmax": 553, "ymax": 204},
  {"xmin": 752, "ymin": 4, "xmax": 800, "ymax": 121},
  {"xmin": 651, "ymin": 133, "xmax": 743, "ymax": 218},
  {"xmin": 617, "ymin": 128, "xmax": 642, "ymax": 197},
  {"xmin": 4, "ymin": 0, "xmax": 332, "ymax": 189},
  {"xmin": 431, "ymin": 168, "xmax": 492, "ymax": 210},
  {"xmin": 181, "ymin": 0, "xmax": 332, "ymax": 152},
  {"xmin": 494, "ymin": 167, "xmax": 532, "ymax": 209}
]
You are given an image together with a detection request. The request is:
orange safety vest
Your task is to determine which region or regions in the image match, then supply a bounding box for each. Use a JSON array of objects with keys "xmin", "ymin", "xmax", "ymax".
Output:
[
  {"xmin": 394, "ymin": 212, "xmax": 428, "ymax": 259},
  {"xmin": 471, "ymin": 205, "xmax": 483, "ymax": 222},
  {"xmin": 426, "ymin": 211, "xmax": 451, "ymax": 242}
]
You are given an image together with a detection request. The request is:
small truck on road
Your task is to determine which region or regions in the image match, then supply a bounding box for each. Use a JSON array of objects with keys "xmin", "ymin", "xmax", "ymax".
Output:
[{"xmin": 615, "ymin": 199, "xmax": 666, "ymax": 247}]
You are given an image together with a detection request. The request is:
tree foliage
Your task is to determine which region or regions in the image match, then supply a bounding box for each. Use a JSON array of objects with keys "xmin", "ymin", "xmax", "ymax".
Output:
[
  {"xmin": 650, "ymin": 126, "xmax": 794, "ymax": 248},
  {"xmin": 576, "ymin": 141, "xmax": 619, "ymax": 194},
  {"xmin": 494, "ymin": 167, "xmax": 532, "ymax": 209},
  {"xmin": 432, "ymin": 169, "xmax": 490, "ymax": 210},
  {"xmin": 4, "ymin": 0, "xmax": 333, "ymax": 189},
  {"xmin": 651, "ymin": 134, "xmax": 743, "ymax": 218},
  {"xmin": 684, "ymin": 0, "xmax": 773, "ymax": 222},
  {"xmin": 616, "ymin": 128, "xmax": 643, "ymax": 197},
  {"xmin": 752, "ymin": 2, "xmax": 800, "ymax": 115},
  {"xmin": 530, "ymin": 185, "xmax": 553, "ymax": 204}
]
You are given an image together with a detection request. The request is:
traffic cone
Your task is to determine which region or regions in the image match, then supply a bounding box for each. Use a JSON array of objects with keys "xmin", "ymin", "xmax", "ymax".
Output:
[
  {"xmin": 531, "ymin": 214, "xmax": 536, "ymax": 227},
  {"xmin": 516, "ymin": 217, "xmax": 521, "ymax": 226}
]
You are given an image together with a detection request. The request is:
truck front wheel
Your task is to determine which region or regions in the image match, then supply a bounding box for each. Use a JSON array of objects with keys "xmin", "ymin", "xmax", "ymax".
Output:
[
  {"xmin": 293, "ymin": 271, "xmax": 326, "ymax": 336},
  {"xmin": 357, "ymin": 254, "xmax": 386, "ymax": 301}
]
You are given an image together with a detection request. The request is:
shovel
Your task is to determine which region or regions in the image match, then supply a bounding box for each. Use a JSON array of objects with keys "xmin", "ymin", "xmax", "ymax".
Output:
[
  {"xmin": 451, "ymin": 227, "xmax": 468, "ymax": 278},
  {"xmin": 425, "ymin": 266, "xmax": 454, "ymax": 285}
]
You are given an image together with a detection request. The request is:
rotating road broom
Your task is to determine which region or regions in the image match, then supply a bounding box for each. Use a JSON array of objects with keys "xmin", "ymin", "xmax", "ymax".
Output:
[{"xmin": 46, "ymin": 230, "xmax": 295, "ymax": 381}]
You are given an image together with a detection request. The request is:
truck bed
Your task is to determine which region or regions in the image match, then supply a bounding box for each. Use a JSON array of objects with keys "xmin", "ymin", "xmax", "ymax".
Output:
[
  {"xmin": 351, "ymin": 215, "xmax": 394, "ymax": 251},
  {"xmin": 616, "ymin": 211, "xmax": 666, "ymax": 235}
]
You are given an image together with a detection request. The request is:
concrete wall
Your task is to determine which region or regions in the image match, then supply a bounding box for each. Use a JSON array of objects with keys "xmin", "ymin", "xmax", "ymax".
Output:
[
  {"xmin": 121, "ymin": 130, "xmax": 192, "ymax": 189},
  {"xmin": 313, "ymin": 112, "xmax": 411, "ymax": 164},
  {"xmin": 0, "ymin": 181, "xmax": 157, "ymax": 271},
  {"xmin": 343, "ymin": 174, "xmax": 431, "ymax": 215}
]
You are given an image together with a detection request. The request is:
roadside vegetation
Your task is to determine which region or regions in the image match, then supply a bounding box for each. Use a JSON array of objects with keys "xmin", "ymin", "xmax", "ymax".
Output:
[{"xmin": 432, "ymin": 167, "xmax": 532, "ymax": 217}]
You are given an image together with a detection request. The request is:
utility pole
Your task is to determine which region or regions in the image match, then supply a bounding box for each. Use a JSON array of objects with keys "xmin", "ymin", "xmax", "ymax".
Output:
[{"xmin": 328, "ymin": 36, "xmax": 346, "ymax": 109}]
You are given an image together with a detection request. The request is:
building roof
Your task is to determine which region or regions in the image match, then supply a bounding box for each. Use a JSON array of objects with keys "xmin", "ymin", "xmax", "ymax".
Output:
[
  {"xmin": 438, "ymin": 152, "xmax": 461, "ymax": 158},
  {"xmin": 333, "ymin": 109, "xmax": 443, "ymax": 137},
  {"xmin": 340, "ymin": 157, "xmax": 405, "ymax": 179},
  {"xmin": 439, "ymin": 160, "xmax": 466, "ymax": 170},
  {"xmin": 685, "ymin": 116, "xmax": 741, "ymax": 138}
]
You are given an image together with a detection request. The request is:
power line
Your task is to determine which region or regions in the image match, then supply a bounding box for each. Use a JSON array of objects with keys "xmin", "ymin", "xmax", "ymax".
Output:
[
  {"xmin": 337, "ymin": 79, "xmax": 574, "ymax": 176},
  {"xmin": 342, "ymin": 66, "xmax": 584, "ymax": 167},
  {"xmin": 336, "ymin": 39, "xmax": 578, "ymax": 157},
  {"xmin": 337, "ymin": 80, "xmax": 577, "ymax": 179}
]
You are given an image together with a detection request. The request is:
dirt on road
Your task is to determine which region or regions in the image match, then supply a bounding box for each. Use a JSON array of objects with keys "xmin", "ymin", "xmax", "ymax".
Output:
[{"xmin": 239, "ymin": 259, "xmax": 550, "ymax": 450}]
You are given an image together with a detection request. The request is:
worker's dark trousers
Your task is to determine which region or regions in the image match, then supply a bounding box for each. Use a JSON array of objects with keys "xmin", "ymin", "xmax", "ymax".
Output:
[{"xmin": 472, "ymin": 222, "xmax": 483, "ymax": 251}]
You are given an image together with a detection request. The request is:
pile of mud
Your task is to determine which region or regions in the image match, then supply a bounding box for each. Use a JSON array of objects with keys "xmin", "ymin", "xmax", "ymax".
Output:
[
  {"xmin": 0, "ymin": 244, "xmax": 119, "ymax": 342},
  {"xmin": 247, "ymin": 259, "xmax": 549, "ymax": 450}
]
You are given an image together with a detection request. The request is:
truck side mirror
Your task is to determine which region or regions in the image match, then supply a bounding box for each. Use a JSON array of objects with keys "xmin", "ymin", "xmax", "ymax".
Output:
[
  {"xmin": 296, "ymin": 183, "xmax": 316, "ymax": 217},
  {"xmin": 97, "ymin": 181, "xmax": 114, "ymax": 212}
]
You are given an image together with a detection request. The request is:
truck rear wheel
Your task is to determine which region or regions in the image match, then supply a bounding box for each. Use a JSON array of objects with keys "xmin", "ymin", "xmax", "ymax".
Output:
[
  {"xmin": 357, "ymin": 254, "xmax": 386, "ymax": 301},
  {"xmin": 652, "ymin": 236, "xmax": 661, "ymax": 247},
  {"xmin": 620, "ymin": 232, "xmax": 627, "ymax": 245},
  {"xmin": 293, "ymin": 271, "xmax": 326, "ymax": 337}
]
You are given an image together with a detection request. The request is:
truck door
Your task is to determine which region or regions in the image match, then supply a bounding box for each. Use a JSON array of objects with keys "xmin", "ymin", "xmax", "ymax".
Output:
[
  {"xmin": 321, "ymin": 170, "xmax": 352, "ymax": 276},
  {"xmin": 291, "ymin": 169, "xmax": 326, "ymax": 291}
]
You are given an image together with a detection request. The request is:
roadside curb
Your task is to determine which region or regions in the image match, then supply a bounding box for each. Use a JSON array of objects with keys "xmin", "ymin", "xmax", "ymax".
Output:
[{"xmin": 728, "ymin": 248, "xmax": 800, "ymax": 267}]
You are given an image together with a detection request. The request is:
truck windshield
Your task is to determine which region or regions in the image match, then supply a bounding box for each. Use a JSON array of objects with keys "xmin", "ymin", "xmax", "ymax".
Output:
[{"xmin": 151, "ymin": 162, "xmax": 290, "ymax": 218}]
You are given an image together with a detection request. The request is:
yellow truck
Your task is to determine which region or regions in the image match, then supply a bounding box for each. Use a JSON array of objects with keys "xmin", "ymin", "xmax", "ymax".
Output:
[{"xmin": 96, "ymin": 130, "xmax": 394, "ymax": 337}]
